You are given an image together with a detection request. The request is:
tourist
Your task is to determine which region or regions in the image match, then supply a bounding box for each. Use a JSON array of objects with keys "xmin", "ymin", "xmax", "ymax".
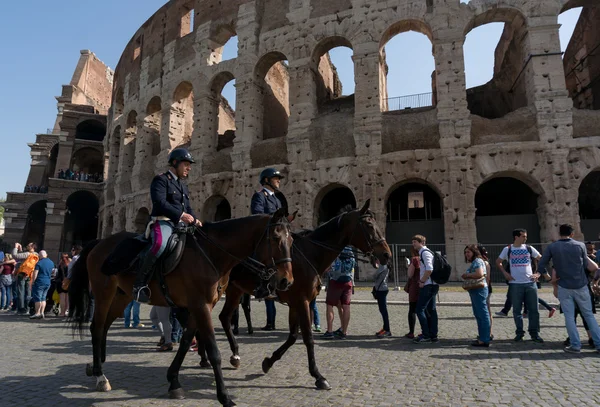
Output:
[
  {"xmin": 124, "ymin": 300, "xmax": 144, "ymax": 328},
  {"xmin": 232, "ymin": 293, "xmax": 252, "ymax": 335},
  {"xmin": 373, "ymin": 261, "xmax": 391, "ymax": 338},
  {"xmin": 477, "ymin": 245, "xmax": 493, "ymax": 340},
  {"xmin": 12, "ymin": 242, "xmax": 39, "ymax": 316},
  {"xmin": 55, "ymin": 253, "xmax": 70, "ymax": 317},
  {"xmin": 496, "ymin": 229, "xmax": 544, "ymax": 343},
  {"xmin": 405, "ymin": 248, "xmax": 420, "ymax": 339},
  {"xmin": 30, "ymin": 250, "xmax": 55, "ymax": 319},
  {"xmin": 462, "ymin": 245, "xmax": 491, "ymax": 347},
  {"xmin": 150, "ymin": 305, "xmax": 173, "ymax": 351},
  {"xmin": 540, "ymin": 224, "xmax": 600, "ymax": 353},
  {"xmin": 412, "ymin": 235, "xmax": 439, "ymax": 344},
  {"xmin": 586, "ymin": 241, "xmax": 597, "ymax": 263},
  {"xmin": 310, "ymin": 298, "xmax": 321, "ymax": 332},
  {"xmin": 1, "ymin": 254, "xmax": 16, "ymax": 310},
  {"xmin": 322, "ymin": 245, "xmax": 355, "ymax": 339}
]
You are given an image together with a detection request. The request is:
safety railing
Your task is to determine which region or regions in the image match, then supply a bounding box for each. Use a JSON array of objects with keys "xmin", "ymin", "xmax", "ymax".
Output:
[{"xmin": 385, "ymin": 92, "xmax": 434, "ymax": 111}]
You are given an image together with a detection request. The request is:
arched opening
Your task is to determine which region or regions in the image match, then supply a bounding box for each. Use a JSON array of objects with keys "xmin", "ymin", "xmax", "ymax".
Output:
[
  {"xmin": 171, "ymin": 82, "xmax": 194, "ymax": 148},
  {"xmin": 62, "ymin": 191, "xmax": 99, "ymax": 252},
  {"xmin": 255, "ymin": 52, "xmax": 290, "ymax": 140},
  {"xmin": 75, "ymin": 120, "xmax": 106, "ymax": 142},
  {"xmin": 475, "ymin": 177, "xmax": 541, "ymax": 243},
  {"xmin": 70, "ymin": 147, "xmax": 103, "ymax": 175},
  {"xmin": 118, "ymin": 207, "xmax": 126, "ymax": 233},
  {"xmin": 209, "ymin": 26, "xmax": 238, "ymax": 64},
  {"xmin": 122, "ymin": 111, "xmax": 137, "ymax": 173},
  {"xmin": 47, "ymin": 144, "xmax": 58, "ymax": 181},
  {"xmin": 561, "ymin": 3, "xmax": 599, "ymax": 111},
  {"xmin": 113, "ymin": 87, "xmax": 124, "ymax": 117},
  {"xmin": 108, "ymin": 126, "xmax": 121, "ymax": 179},
  {"xmin": 579, "ymin": 170, "xmax": 600, "ymax": 240},
  {"xmin": 463, "ymin": 10, "xmax": 529, "ymax": 119},
  {"xmin": 385, "ymin": 182, "xmax": 444, "ymax": 245},
  {"xmin": 209, "ymin": 72, "xmax": 236, "ymax": 151},
  {"xmin": 134, "ymin": 207, "xmax": 150, "ymax": 234},
  {"xmin": 202, "ymin": 196, "xmax": 232, "ymax": 222},
  {"xmin": 22, "ymin": 200, "xmax": 47, "ymax": 250},
  {"xmin": 380, "ymin": 21, "xmax": 436, "ymax": 112},
  {"xmin": 315, "ymin": 185, "xmax": 357, "ymax": 225},
  {"xmin": 311, "ymin": 37, "xmax": 355, "ymax": 112},
  {"xmin": 145, "ymin": 97, "xmax": 163, "ymax": 158}
]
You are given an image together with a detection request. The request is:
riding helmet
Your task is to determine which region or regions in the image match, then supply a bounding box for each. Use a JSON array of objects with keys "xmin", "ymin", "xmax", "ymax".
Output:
[
  {"xmin": 259, "ymin": 168, "xmax": 284, "ymax": 185},
  {"xmin": 168, "ymin": 148, "xmax": 195, "ymax": 166}
]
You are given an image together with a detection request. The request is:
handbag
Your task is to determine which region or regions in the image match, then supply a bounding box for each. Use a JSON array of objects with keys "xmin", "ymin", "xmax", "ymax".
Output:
[
  {"xmin": 371, "ymin": 286, "xmax": 377, "ymax": 299},
  {"xmin": 403, "ymin": 280, "xmax": 410, "ymax": 294},
  {"xmin": 462, "ymin": 277, "xmax": 486, "ymax": 291}
]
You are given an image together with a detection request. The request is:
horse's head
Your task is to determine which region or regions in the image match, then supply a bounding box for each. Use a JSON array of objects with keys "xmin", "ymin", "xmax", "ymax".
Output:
[
  {"xmin": 257, "ymin": 208, "xmax": 294, "ymax": 292},
  {"xmin": 343, "ymin": 200, "xmax": 391, "ymax": 267}
]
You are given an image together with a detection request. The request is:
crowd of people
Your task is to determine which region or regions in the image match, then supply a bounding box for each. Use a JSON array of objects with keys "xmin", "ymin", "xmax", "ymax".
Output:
[
  {"xmin": 24, "ymin": 185, "xmax": 48, "ymax": 193},
  {"xmin": 57, "ymin": 169, "xmax": 103, "ymax": 183}
]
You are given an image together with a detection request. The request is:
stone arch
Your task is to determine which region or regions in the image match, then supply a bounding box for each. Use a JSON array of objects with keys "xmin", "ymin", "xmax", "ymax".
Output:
[
  {"xmin": 75, "ymin": 119, "xmax": 106, "ymax": 142},
  {"xmin": 170, "ymin": 81, "xmax": 194, "ymax": 148},
  {"xmin": 209, "ymin": 24, "xmax": 238, "ymax": 65},
  {"xmin": 578, "ymin": 168, "xmax": 600, "ymax": 240},
  {"xmin": 310, "ymin": 36, "xmax": 354, "ymax": 110},
  {"xmin": 122, "ymin": 111, "xmax": 137, "ymax": 174},
  {"xmin": 385, "ymin": 179, "xmax": 445, "ymax": 245},
  {"xmin": 70, "ymin": 147, "xmax": 103, "ymax": 175},
  {"xmin": 113, "ymin": 87, "xmax": 124, "ymax": 117},
  {"xmin": 118, "ymin": 206, "xmax": 126, "ymax": 233},
  {"xmin": 105, "ymin": 214, "xmax": 114, "ymax": 238},
  {"xmin": 202, "ymin": 195, "xmax": 232, "ymax": 222},
  {"xmin": 145, "ymin": 96, "xmax": 163, "ymax": 158},
  {"xmin": 62, "ymin": 191, "xmax": 99, "ymax": 252},
  {"xmin": 560, "ymin": 0, "xmax": 597, "ymax": 13},
  {"xmin": 47, "ymin": 143, "xmax": 58, "ymax": 180},
  {"xmin": 255, "ymin": 51, "xmax": 290, "ymax": 139},
  {"xmin": 22, "ymin": 200, "xmax": 47, "ymax": 250},
  {"xmin": 208, "ymin": 71, "xmax": 236, "ymax": 150},
  {"xmin": 314, "ymin": 183, "xmax": 357, "ymax": 226},
  {"xmin": 108, "ymin": 125, "xmax": 121, "ymax": 179},
  {"xmin": 134, "ymin": 207, "xmax": 150, "ymax": 234}
]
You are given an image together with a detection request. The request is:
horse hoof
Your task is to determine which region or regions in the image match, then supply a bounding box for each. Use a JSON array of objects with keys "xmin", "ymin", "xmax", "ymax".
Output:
[
  {"xmin": 248, "ymin": 329, "xmax": 254, "ymax": 335},
  {"xmin": 230, "ymin": 355, "xmax": 241, "ymax": 369},
  {"xmin": 224, "ymin": 400, "xmax": 236, "ymax": 407},
  {"xmin": 315, "ymin": 378, "xmax": 332, "ymax": 391},
  {"xmin": 261, "ymin": 358, "xmax": 271, "ymax": 374},
  {"xmin": 85, "ymin": 363, "xmax": 93, "ymax": 377},
  {"xmin": 96, "ymin": 380, "xmax": 112, "ymax": 392},
  {"xmin": 199, "ymin": 360, "xmax": 211, "ymax": 369},
  {"xmin": 169, "ymin": 388, "xmax": 186, "ymax": 400}
]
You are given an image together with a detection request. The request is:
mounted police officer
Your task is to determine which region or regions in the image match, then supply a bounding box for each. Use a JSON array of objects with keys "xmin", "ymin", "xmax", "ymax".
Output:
[
  {"xmin": 251, "ymin": 167, "xmax": 285, "ymax": 330},
  {"xmin": 132, "ymin": 148, "xmax": 203, "ymax": 303}
]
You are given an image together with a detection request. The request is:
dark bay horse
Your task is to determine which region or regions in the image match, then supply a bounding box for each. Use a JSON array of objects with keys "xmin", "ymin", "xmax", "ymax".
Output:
[
  {"xmin": 68, "ymin": 210, "xmax": 293, "ymax": 407},
  {"xmin": 188, "ymin": 200, "xmax": 391, "ymax": 390}
]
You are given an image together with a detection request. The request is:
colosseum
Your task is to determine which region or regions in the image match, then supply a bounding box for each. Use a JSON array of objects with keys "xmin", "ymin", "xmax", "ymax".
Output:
[{"xmin": 3, "ymin": 0, "xmax": 600, "ymax": 280}]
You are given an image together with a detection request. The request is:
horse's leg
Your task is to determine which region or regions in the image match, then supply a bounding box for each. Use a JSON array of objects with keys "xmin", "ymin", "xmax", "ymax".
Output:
[
  {"xmin": 241, "ymin": 294, "xmax": 253, "ymax": 335},
  {"xmin": 219, "ymin": 287, "xmax": 243, "ymax": 368},
  {"xmin": 101, "ymin": 291, "xmax": 130, "ymax": 364},
  {"xmin": 193, "ymin": 304, "xmax": 235, "ymax": 407},
  {"xmin": 197, "ymin": 333, "xmax": 211, "ymax": 368},
  {"xmin": 262, "ymin": 308, "xmax": 299, "ymax": 374},
  {"xmin": 89, "ymin": 291, "xmax": 114, "ymax": 392},
  {"xmin": 296, "ymin": 299, "xmax": 331, "ymax": 390},
  {"xmin": 167, "ymin": 310, "xmax": 196, "ymax": 400}
]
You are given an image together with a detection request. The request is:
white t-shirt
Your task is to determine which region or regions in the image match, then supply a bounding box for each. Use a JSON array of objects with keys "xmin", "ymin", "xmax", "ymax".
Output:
[
  {"xmin": 498, "ymin": 245, "xmax": 541, "ymax": 284},
  {"xmin": 418, "ymin": 247, "xmax": 436, "ymax": 286}
]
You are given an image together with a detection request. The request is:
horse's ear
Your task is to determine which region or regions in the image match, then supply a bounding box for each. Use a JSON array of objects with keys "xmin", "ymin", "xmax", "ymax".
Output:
[
  {"xmin": 273, "ymin": 207, "xmax": 286, "ymax": 219},
  {"xmin": 359, "ymin": 199, "xmax": 371, "ymax": 215},
  {"xmin": 287, "ymin": 210, "xmax": 299, "ymax": 223}
]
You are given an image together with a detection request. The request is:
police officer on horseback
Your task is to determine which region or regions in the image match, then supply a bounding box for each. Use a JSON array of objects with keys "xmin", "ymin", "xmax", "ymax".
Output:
[
  {"xmin": 251, "ymin": 168, "xmax": 285, "ymax": 330},
  {"xmin": 132, "ymin": 148, "xmax": 202, "ymax": 303}
]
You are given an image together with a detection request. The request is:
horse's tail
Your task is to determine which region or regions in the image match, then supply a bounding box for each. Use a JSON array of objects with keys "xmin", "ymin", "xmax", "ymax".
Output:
[{"xmin": 68, "ymin": 239, "xmax": 100, "ymax": 338}]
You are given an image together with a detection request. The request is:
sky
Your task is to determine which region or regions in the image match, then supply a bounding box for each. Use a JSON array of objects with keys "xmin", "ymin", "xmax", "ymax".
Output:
[{"xmin": 0, "ymin": 2, "xmax": 582, "ymax": 200}]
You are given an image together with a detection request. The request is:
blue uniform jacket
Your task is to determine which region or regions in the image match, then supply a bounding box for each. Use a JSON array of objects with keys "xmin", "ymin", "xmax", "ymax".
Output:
[
  {"xmin": 150, "ymin": 172, "xmax": 196, "ymax": 223},
  {"xmin": 250, "ymin": 189, "xmax": 282, "ymax": 215}
]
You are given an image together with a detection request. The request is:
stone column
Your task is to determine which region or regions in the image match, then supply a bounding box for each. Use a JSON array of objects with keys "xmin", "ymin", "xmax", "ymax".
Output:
[
  {"xmin": 353, "ymin": 41, "xmax": 383, "ymax": 157},
  {"xmin": 433, "ymin": 37, "xmax": 471, "ymax": 148},
  {"xmin": 231, "ymin": 76, "xmax": 262, "ymax": 171},
  {"xmin": 286, "ymin": 60, "xmax": 316, "ymax": 165},
  {"xmin": 54, "ymin": 138, "xmax": 74, "ymax": 177},
  {"xmin": 523, "ymin": 22, "xmax": 573, "ymax": 143},
  {"xmin": 43, "ymin": 201, "xmax": 66, "ymax": 259}
]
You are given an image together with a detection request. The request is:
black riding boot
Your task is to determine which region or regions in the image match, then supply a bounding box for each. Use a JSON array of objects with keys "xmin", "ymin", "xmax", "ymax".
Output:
[{"xmin": 132, "ymin": 254, "xmax": 158, "ymax": 304}]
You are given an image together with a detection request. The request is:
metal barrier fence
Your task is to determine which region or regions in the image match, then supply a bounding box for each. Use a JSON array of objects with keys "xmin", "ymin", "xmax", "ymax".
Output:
[{"xmin": 385, "ymin": 92, "xmax": 433, "ymax": 111}]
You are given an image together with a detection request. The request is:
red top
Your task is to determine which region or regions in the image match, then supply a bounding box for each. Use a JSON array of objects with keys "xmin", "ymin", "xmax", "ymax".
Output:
[
  {"xmin": 1, "ymin": 263, "xmax": 14, "ymax": 275},
  {"xmin": 408, "ymin": 257, "xmax": 420, "ymax": 302}
]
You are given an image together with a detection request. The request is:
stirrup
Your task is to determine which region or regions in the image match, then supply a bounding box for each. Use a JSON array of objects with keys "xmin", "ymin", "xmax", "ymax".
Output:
[{"xmin": 134, "ymin": 286, "xmax": 151, "ymax": 303}]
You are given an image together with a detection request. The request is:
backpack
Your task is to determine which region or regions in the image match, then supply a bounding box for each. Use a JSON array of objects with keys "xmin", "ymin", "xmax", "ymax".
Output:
[
  {"xmin": 17, "ymin": 253, "xmax": 39, "ymax": 278},
  {"xmin": 420, "ymin": 249, "xmax": 452, "ymax": 284}
]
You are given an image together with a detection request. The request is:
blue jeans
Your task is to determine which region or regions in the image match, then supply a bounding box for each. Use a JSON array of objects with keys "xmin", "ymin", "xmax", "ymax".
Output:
[
  {"xmin": 509, "ymin": 282, "xmax": 540, "ymax": 336},
  {"xmin": 416, "ymin": 284, "xmax": 439, "ymax": 339},
  {"xmin": 558, "ymin": 285, "xmax": 600, "ymax": 350},
  {"xmin": 170, "ymin": 309, "xmax": 183, "ymax": 343},
  {"xmin": 0, "ymin": 283, "xmax": 12, "ymax": 308},
  {"xmin": 469, "ymin": 286, "xmax": 491, "ymax": 343},
  {"xmin": 10, "ymin": 280, "xmax": 18, "ymax": 310},
  {"xmin": 310, "ymin": 298, "xmax": 320, "ymax": 327},
  {"xmin": 124, "ymin": 300, "xmax": 141, "ymax": 327},
  {"xmin": 265, "ymin": 300, "xmax": 276, "ymax": 326},
  {"xmin": 375, "ymin": 290, "xmax": 390, "ymax": 332},
  {"xmin": 16, "ymin": 275, "xmax": 31, "ymax": 312}
]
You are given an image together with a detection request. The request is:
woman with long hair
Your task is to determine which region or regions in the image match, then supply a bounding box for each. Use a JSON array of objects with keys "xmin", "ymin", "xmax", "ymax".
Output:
[
  {"xmin": 405, "ymin": 248, "xmax": 421, "ymax": 339},
  {"xmin": 477, "ymin": 245, "xmax": 493, "ymax": 340},
  {"xmin": 1, "ymin": 254, "xmax": 16, "ymax": 310},
  {"xmin": 462, "ymin": 244, "xmax": 491, "ymax": 347},
  {"xmin": 56, "ymin": 253, "xmax": 71, "ymax": 317}
]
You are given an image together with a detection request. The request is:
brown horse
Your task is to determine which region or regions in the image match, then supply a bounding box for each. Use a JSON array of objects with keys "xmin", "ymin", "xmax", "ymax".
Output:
[
  {"xmin": 175, "ymin": 200, "xmax": 391, "ymax": 391},
  {"xmin": 68, "ymin": 209, "xmax": 293, "ymax": 407}
]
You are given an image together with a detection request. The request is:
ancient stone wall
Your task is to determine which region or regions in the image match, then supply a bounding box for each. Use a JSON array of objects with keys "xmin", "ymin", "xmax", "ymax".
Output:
[{"xmin": 99, "ymin": 0, "xmax": 600, "ymax": 275}]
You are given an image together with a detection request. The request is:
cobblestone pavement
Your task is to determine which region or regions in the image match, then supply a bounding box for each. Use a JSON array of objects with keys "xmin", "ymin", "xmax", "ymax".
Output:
[{"xmin": 1, "ymin": 290, "xmax": 599, "ymax": 407}]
